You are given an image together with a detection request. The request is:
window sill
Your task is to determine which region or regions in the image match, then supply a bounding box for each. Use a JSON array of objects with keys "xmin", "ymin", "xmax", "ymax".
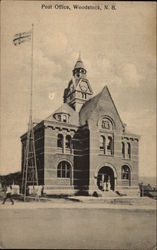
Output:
[
  {"xmin": 56, "ymin": 151, "xmax": 73, "ymax": 156},
  {"xmin": 56, "ymin": 148, "xmax": 73, "ymax": 154},
  {"xmin": 57, "ymin": 177, "xmax": 71, "ymax": 179},
  {"xmin": 99, "ymin": 153, "xmax": 114, "ymax": 157}
]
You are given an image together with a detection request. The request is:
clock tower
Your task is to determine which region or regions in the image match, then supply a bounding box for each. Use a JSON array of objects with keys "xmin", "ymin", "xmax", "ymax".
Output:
[{"xmin": 63, "ymin": 55, "xmax": 93, "ymax": 112}]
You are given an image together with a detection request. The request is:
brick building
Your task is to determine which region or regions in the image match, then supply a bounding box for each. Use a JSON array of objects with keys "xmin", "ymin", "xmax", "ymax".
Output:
[{"xmin": 21, "ymin": 56, "xmax": 140, "ymax": 196}]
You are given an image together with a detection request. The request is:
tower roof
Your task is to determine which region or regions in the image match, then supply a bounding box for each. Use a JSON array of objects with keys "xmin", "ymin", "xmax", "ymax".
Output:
[{"xmin": 74, "ymin": 54, "xmax": 86, "ymax": 70}]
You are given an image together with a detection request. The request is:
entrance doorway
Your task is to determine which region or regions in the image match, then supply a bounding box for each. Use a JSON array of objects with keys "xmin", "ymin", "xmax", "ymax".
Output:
[{"xmin": 97, "ymin": 166, "xmax": 115, "ymax": 191}]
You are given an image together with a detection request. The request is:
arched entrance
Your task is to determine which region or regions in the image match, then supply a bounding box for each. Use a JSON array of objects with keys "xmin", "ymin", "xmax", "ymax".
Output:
[{"xmin": 97, "ymin": 166, "xmax": 115, "ymax": 191}]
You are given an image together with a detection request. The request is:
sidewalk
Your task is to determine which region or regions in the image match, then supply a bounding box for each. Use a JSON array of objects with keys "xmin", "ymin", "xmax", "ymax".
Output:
[{"xmin": 0, "ymin": 196, "xmax": 156, "ymax": 211}]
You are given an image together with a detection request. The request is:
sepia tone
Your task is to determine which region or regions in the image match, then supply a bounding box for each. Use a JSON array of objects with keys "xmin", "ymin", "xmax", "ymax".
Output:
[
  {"xmin": 0, "ymin": 1, "xmax": 156, "ymax": 249},
  {"xmin": 21, "ymin": 55, "xmax": 140, "ymax": 197}
]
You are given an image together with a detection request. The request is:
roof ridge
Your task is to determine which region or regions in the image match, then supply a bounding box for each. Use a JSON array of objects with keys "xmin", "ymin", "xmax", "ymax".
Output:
[
  {"xmin": 53, "ymin": 103, "xmax": 75, "ymax": 114},
  {"xmin": 104, "ymin": 86, "xmax": 124, "ymax": 129},
  {"xmin": 79, "ymin": 85, "xmax": 124, "ymax": 128}
]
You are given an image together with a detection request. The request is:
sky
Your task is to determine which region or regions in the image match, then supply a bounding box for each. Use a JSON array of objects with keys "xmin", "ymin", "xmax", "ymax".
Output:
[{"xmin": 0, "ymin": 1, "xmax": 156, "ymax": 177}]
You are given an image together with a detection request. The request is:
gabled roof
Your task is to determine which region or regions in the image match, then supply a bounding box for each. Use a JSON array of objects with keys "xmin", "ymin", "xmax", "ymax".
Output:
[
  {"xmin": 53, "ymin": 103, "xmax": 72, "ymax": 114},
  {"xmin": 79, "ymin": 86, "xmax": 124, "ymax": 130},
  {"xmin": 46, "ymin": 103, "xmax": 79, "ymax": 126}
]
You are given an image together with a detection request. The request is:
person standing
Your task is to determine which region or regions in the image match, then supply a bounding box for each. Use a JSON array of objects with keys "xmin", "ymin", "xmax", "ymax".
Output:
[
  {"xmin": 106, "ymin": 179, "xmax": 109, "ymax": 191},
  {"xmin": 101, "ymin": 175, "xmax": 105, "ymax": 191},
  {"xmin": 108, "ymin": 176, "xmax": 111, "ymax": 190},
  {"xmin": 2, "ymin": 185, "xmax": 14, "ymax": 205}
]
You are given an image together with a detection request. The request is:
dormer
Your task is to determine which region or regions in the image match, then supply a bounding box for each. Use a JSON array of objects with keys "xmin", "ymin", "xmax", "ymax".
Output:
[{"xmin": 54, "ymin": 112, "xmax": 70, "ymax": 123}]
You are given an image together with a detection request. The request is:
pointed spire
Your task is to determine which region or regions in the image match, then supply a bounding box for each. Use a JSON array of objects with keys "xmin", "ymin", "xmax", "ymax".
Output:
[
  {"xmin": 78, "ymin": 51, "xmax": 81, "ymax": 61},
  {"xmin": 74, "ymin": 52, "xmax": 86, "ymax": 70}
]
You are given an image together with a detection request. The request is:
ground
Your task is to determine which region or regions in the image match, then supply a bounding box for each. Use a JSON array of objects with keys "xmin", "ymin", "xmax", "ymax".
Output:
[{"xmin": 0, "ymin": 197, "xmax": 156, "ymax": 249}]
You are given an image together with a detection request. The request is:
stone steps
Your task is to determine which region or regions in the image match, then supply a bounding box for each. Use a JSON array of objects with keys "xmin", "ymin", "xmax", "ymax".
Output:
[{"xmin": 101, "ymin": 190, "xmax": 118, "ymax": 197}]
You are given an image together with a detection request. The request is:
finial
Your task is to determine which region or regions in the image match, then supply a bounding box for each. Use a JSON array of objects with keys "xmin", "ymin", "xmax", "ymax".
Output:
[{"xmin": 78, "ymin": 51, "xmax": 81, "ymax": 61}]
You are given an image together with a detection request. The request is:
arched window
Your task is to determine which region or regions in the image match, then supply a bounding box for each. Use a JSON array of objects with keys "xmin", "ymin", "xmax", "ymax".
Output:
[
  {"xmin": 57, "ymin": 161, "xmax": 71, "ymax": 178},
  {"xmin": 82, "ymin": 93, "xmax": 87, "ymax": 99},
  {"xmin": 127, "ymin": 143, "xmax": 131, "ymax": 159},
  {"xmin": 100, "ymin": 136, "xmax": 105, "ymax": 152},
  {"xmin": 57, "ymin": 163, "xmax": 61, "ymax": 177},
  {"xmin": 107, "ymin": 136, "xmax": 113, "ymax": 155},
  {"xmin": 101, "ymin": 118, "xmax": 113, "ymax": 130},
  {"xmin": 57, "ymin": 134, "xmax": 63, "ymax": 148},
  {"xmin": 54, "ymin": 113, "xmax": 69, "ymax": 123},
  {"xmin": 65, "ymin": 135, "xmax": 71, "ymax": 149},
  {"xmin": 121, "ymin": 165, "xmax": 130, "ymax": 180},
  {"xmin": 102, "ymin": 120, "xmax": 110, "ymax": 129},
  {"xmin": 58, "ymin": 114, "xmax": 61, "ymax": 121},
  {"xmin": 122, "ymin": 142, "xmax": 125, "ymax": 158},
  {"xmin": 63, "ymin": 114, "xmax": 67, "ymax": 123}
]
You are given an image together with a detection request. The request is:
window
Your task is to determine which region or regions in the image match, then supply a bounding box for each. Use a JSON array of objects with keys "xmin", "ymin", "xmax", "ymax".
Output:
[
  {"xmin": 55, "ymin": 113, "xmax": 69, "ymax": 123},
  {"xmin": 107, "ymin": 136, "xmax": 113, "ymax": 155},
  {"xmin": 100, "ymin": 135, "xmax": 114, "ymax": 155},
  {"xmin": 57, "ymin": 134, "xmax": 63, "ymax": 148},
  {"xmin": 101, "ymin": 118, "xmax": 112, "ymax": 130},
  {"xmin": 82, "ymin": 93, "xmax": 87, "ymax": 99},
  {"xmin": 121, "ymin": 165, "xmax": 130, "ymax": 180},
  {"xmin": 58, "ymin": 115, "xmax": 61, "ymax": 121},
  {"xmin": 57, "ymin": 134, "xmax": 73, "ymax": 153},
  {"xmin": 63, "ymin": 115, "xmax": 67, "ymax": 123},
  {"xmin": 67, "ymin": 167, "xmax": 71, "ymax": 178},
  {"xmin": 65, "ymin": 135, "xmax": 71, "ymax": 149},
  {"xmin": 102, "ymin": 120, "xmax": 110, "ymax": 129},
  {"xmin": 100, "ymin": 136, "xmax": 105, "ymax": 152},
  {"xmin": 122, "ymin": 142, "xmax": 125, "ymax": 158},
  {"xmin": 62, "ymin": 164, "xmax": 65, "ymax": 177},
  {"xmin": 122, "ymin": 142, "xmax": 131, "ymax": 159},
  {"xmin": 127, "ymin": 143, "xmax": 131, "ymax": 159},
  {"xmin": 57, "ymin": 164, "xmax": 61, "ymax": 177},
  {"xmin": 57, "ymin": 161, "xmax": 71, "ymax": 178}
]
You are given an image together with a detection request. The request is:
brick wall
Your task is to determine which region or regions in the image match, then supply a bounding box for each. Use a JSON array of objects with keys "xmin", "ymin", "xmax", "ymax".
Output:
[
  {"xmin": 87, "ymin": 107, "xmax": 139, "ymax": 194},
  {"xmin": 44, "ymin": 124, "xmax": 75, "ymax": 190}
]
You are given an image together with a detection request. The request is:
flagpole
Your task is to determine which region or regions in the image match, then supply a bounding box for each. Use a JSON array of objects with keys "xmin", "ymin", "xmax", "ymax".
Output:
[
  {"xmin": 14, "ymin": 26, "xmax": 39, "ymax": 201},
  {"xmin": 23, "ymin": 24, "xmax": 34, "ymax": 200},
  {"xmin": 30, "ymin": 24, "xmax": 34, "ymax": 191},
  {"xmin": 24, "ymin": 22, "xmax": 33, "ymax": 195},
  {"xmin": 30, "ymin": 24, "xmax": 38, "ymax": 193},
  {"xmin": 30, "ymin": 23, "xmax": 34, "ymax": 121}
]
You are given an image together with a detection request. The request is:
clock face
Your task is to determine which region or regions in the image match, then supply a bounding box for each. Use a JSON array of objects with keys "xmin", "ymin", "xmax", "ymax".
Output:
[{"xmin": 80, "ymin": 81, "xmax": 88, "ymax": 92}]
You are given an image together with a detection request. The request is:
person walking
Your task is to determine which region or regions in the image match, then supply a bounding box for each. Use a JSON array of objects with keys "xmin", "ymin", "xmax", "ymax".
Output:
[{"xmin": 2, "ymin": 185, "xmax": 14, "ymax": 205}]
